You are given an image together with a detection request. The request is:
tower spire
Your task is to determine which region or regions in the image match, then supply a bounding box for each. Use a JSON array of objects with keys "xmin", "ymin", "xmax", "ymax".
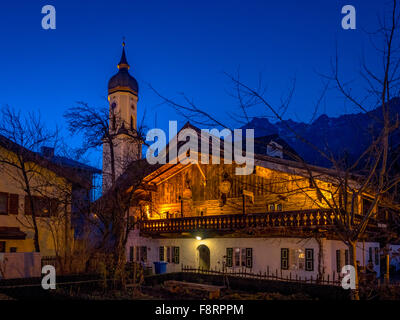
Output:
[{"xmin": 118, "ymin": 39, "xmax": 130, "ymax": 70}]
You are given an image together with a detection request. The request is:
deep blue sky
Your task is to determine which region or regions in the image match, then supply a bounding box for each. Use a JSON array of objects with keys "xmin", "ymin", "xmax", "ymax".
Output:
[{"xmin": 0, "ymin": 0, "xmax": 387, "ymax": 168}]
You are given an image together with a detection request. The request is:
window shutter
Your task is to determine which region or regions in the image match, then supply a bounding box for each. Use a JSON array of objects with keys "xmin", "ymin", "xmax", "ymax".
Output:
[
  {"xmin": 9, "ymin": 194, "xmax": 19, "ymax": 215},
  {"xmin": 173, "ymin": 247, "xmax": 180, "ymax": 264},
  {"xmin": 336, "ymin": 249, "xmax": 341, "ymax": 273},
  {"xmin": 245, "ymin": 248, "xmax": 253, "ymax": 268},
  {"xmin": 0, "ymin": 192, "xmax": 8, "ymax": 214},
  {"xmin": 159, "ymin": 246, "xmax": 165, "ymax": 262},
  {"xmin": 281, "ymin": 248, "xmax": 289, "ymax": 270},
  {"xmin": 226, "ymin": 248, "xmax": 233, "ymax": 267},
  {"xmin": 305, "ymin": 248, "xmax": 314, "ymax": 271}
]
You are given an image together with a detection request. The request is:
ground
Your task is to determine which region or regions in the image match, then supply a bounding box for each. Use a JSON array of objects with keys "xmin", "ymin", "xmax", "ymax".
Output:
[{"xmin": 47, "ymin": 283, "xmax": 314, "ymax": 300}]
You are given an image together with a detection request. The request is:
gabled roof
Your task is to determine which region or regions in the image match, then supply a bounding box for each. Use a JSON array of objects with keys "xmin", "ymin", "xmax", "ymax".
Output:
[
  {"xmin": 47, "ymin": 155, "xmax": 101, "ymax": 174},
  {"xmin": 0, "ymin": 134, "xmax": 96, "ymax": 189},
  {"xmin": 114, "ymin": 122, "xmax": 362, "ymax": 193}
]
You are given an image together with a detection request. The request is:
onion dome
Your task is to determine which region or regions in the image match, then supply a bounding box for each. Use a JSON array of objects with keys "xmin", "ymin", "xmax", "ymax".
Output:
[{"xmin": 108, "ymin": 42, "xmax": 139, "ymax": 96}]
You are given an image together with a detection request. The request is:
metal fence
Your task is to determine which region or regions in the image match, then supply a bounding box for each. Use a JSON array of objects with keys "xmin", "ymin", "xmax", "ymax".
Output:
[{"xmin": 181, "ymin": 265, "xmax": 342, "ymax": 286}]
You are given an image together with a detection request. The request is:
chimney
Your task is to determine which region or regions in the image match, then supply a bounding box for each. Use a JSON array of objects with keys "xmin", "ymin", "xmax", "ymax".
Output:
[{"xmin": 41, "ymin": 146, "xmax": 55, "ymax": 158}]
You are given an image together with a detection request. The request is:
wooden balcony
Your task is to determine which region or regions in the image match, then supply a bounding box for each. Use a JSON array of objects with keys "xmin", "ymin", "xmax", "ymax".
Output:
[{"xmin": 139, "ymin": 209, "xmax": 339, "ymax": 237}]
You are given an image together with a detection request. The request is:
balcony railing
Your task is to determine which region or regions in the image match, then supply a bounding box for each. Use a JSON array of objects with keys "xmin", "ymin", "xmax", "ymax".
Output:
[{"xmin": 139, "ymin": 209, "xmax": 338, "ymax": 235}]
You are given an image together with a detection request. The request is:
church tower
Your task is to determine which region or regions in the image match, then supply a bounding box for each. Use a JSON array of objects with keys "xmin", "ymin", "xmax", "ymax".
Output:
[{"xmin": 103, "ymin": 42, "xmax": 142, "ymax": 192}]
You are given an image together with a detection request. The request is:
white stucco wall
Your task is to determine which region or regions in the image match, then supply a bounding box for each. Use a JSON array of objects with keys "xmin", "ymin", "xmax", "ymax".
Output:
[{"xmin": 127, "ymin": 230, "xmax": 380, "ymax": 279}]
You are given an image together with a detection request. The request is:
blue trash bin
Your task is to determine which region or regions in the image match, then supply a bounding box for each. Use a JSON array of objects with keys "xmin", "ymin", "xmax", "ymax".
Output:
[{"xmin": 153, "ymin": 261, "xmax": 168, "ymax": 274}]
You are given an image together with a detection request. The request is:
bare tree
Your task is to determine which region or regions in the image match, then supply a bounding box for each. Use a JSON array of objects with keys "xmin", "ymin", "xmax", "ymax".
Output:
[
  {"xmin": 0, "ymin": 106, "xmax": 58, "ymax": 252},
  {"xmin": 64, "ymin": 102, "xmax": 151, "ymax": 281}
]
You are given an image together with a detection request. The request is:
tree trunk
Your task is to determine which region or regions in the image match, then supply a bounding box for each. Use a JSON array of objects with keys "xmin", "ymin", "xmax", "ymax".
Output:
[
  {"xmin": 385, "ymin": 253, "xmax": 390, "ymax": 284},
  {"xmin": 28, "ymin": 192, "xmax": 41, "ymax": 252},
  {"xmin": 349, "ymin": 241, "xmax": 360, "ymax": 300}
]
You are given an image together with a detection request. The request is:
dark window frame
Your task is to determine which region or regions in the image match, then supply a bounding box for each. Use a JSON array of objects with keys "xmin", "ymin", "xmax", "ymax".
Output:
[
  {"xmin": 305, "ymin": 248, "xmax": 314, "ymax": 271},
  {"xmin": 281, "ymin": 248, "xmax": 289, "ymax": 270},
  {"xmin": 226, "ymin": 248, "xmax": 233, "ymax": 267},
  {"xmin": 245, "ymin": 248, "xmax": 253, "ymax": 268}
]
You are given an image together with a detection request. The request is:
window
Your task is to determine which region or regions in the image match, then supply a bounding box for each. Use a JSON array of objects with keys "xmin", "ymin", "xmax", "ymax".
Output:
[
  {"xmin": 276, "ymin": 204, "xmax": 283, "ymax": 211},
  {"xmin": 226, "ymin": 248, "xmax": 233, "ymax": 267},
  {"xmin": 112, "ymin": 114, "xmax": 116, "ymax": 131},
  {"xmin": 281, "ymin": 248, "xmax": 313, "ymax": 271},
  {"xmin": 135, "ymin": 246, "xmax": 139, "ymax": 261},
  {"xmin": 130, "ymin": 116, "xmax": 134, "ymax": 130},
  {"xmin": 374, "ymin": 248, "xmax": 379, "ymax": 265},
  {"xmin": 305, "ymin": 249, "xmax": 314, "ymax": 271},
  {"xmin": 291, "ymin": 249, "xmax": 305, "ymax": 270},
  {"xmin": 268, "ymin": 204, "xmax": 275, "ymax": 212},
  {"xmin": 369, "ymin": 247, "xmax": 373, "ymax": 263},
  {"xmin": 9, "ymin": 194, "xmax": 18, "ymax": 214},
  {"xmin": 241, "ymin": 248, "xmax": 246, "ymax": 267},
  {"xmin": 129, "ymin": 246, "xmax": 134, "ymax": 262},
  {"xmin": 132, "ymin": 246, "xmax": 148, "ymax": 262},
  {"xmin": 140, "ymin": 246, "xmax": 147, "ymax": 262},
  {"xmin": 281, "ymin": 248, "xmax": 289, "ymax": 270},
  {"xmin": 9, "ymin": 247, "xmax": 17, "ymax": 253},
  {"xmin": 230, "ymin": 248, "xmax": 252, "ymax": 268},
  {"xmin": 234, "ymin": 248, "xmax": 241, "ymax": 267},
  {"xmin": 0, "ymin": 241, "xmax": 5, "ymax": 252},
  {"xmin": 167, "ymin": 247, "xmax": 171, "ymax": 263},
  {"xmin": 24, "ymin": 196, "xmax": 59, "ymax": 217}
]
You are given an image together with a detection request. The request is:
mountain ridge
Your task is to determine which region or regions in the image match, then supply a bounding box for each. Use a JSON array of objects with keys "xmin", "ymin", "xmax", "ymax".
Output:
[{"xmin": 242, "ymin": 98, "xmax": 400, "ymax": 168}]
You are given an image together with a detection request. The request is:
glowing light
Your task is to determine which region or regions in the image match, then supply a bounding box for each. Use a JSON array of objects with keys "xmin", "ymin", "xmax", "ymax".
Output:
[{"xmin": 195, "ymin": 236, "xmax": 202, "ymax": 241}]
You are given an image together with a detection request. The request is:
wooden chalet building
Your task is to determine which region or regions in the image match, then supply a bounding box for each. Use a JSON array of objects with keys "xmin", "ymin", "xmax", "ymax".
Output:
[{"xmin": 103, "ymin": 44, "xmax": 391, "ymax": 282}]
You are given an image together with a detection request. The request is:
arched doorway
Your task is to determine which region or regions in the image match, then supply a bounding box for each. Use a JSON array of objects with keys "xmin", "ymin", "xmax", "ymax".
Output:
[{"xmin": 197, "ymin": 245, "xmax": 210, "ymax": 270}]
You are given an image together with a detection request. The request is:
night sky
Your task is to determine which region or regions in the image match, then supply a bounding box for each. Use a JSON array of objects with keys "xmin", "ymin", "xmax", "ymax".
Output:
[{"xmin": 0, "ymin": 0, "xmax": 386, "ymax": 169}]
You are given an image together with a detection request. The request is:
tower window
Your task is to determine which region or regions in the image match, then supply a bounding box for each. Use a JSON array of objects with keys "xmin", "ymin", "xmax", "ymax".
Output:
[
  {"xmin": 111, "ymin": 102, "xmax": 117, "ymax": 110},
  {"xmin": 112, "ymin": 115, "xmax": 116, "ymax": 130},
  {"xmin": 130, "ymin": 116, "xmax": 134, "ymax": 130},
  {"xmin": 131, "ymin": 104, "xmax": 135, "ymax": 111}
]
